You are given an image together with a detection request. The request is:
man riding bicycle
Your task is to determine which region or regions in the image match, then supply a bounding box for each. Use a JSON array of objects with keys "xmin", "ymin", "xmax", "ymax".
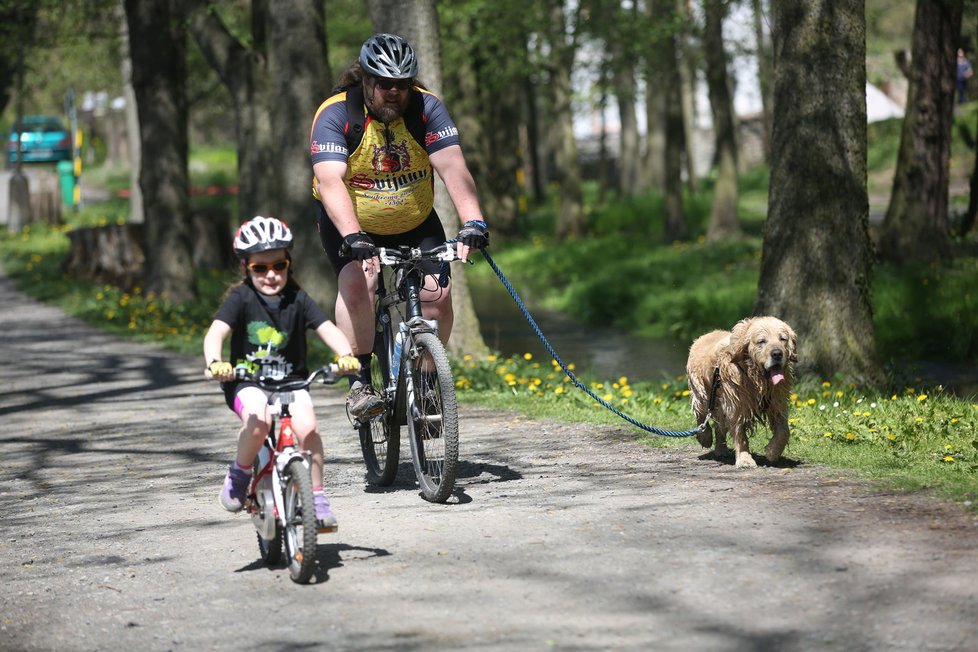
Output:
[{"xmin": 310, "ymin": 32, "xmax": 489, "ymax": 421}]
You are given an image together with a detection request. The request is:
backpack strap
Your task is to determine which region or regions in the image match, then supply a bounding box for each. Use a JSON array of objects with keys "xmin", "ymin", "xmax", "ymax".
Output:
[{"xmin": 343, "ymin": 84, "xmax": 427, "ymax": 154}]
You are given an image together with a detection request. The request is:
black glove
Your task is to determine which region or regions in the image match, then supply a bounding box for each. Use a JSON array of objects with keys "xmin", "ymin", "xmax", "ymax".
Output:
[
  {"xmin": 340, "ymin": 231, "xmax": 377, "ymax": 260},
  {"xmin": 457, "ymin": 220, "xmax": 489, "ymax": 249}
]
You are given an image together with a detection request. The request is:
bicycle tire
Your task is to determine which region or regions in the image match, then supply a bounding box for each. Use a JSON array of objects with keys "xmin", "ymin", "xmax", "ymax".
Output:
[
  {"xmin": 359, "ymin": 351, "xmax": 400, "ymax": 486},
  {"xmin": 406, "ymin": 332, "xmax": 459, "ymax": 503},
  {"xmin": 282, "ymin": 459, "xmax": 318, "ymax": 584}
]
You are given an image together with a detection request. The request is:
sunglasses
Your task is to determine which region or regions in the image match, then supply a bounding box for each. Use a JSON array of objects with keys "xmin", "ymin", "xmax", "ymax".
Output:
[
  {"xmin": 247, "ymin": 259, "xmax": 290, "ymax": 274},
  {"xmin": 373, "ymin": 76, "xmax": 412, "ymax": 91}
]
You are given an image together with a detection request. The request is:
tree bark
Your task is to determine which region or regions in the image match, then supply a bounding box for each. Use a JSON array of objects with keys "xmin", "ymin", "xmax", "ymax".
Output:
[
  {"xmin": 367, "ymin": 0, "xmax": 489, "ymax": 357},
  {"xmin": 124, "ymin": 0, "xmax": 196, "ymax": 303},
  {"xmin": 703, "ymin": 0, "xmax": 742, "ymax": 241},
  {"xmin": 653, "ymin": 0, "xmax": 688, "ymax": 242},
  {"xmin": 759, "ymin": 0, "xmax": 881, "ymax": 385},
  {"xmin": 878, "ymin": 0, "xmax": 963, "ymax": 264},
  {"xmin": 118, "ymin": 0, "xmax": 143, "ymax": 225},
  {"xmin": 610, "ymin": 41, "xmax": 640, "ymax": 197},
  {"xmin": 266, "ymin": 0, "xmax": 337, "ymax": 308},
  {"xmin": 545, "ymin": 0, "xmax": 586, "ymax": 240},
  {"xmin": 751, "ymin": 0, "xmax": 773, "ymax": 163}
]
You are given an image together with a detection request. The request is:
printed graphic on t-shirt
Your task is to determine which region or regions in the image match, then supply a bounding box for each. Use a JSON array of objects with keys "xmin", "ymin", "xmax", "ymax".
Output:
[{"xmin": 240, "ymin": 320, "xmax": 293, "ymax": 380}]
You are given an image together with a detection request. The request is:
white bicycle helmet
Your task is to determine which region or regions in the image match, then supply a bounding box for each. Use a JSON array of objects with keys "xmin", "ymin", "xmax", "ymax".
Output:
[
  {"xmin": 359, "ymin": 33, "xmax": 419, "ymax": 79},
  {"xmin": 233, "ymin": 215, "xmax": 293, "ymax": 257}
]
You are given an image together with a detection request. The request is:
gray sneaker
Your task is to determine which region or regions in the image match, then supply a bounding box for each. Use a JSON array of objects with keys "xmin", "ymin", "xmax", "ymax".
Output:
[{"xmin": 347, "ymin": 380, "xmax": 384, "ymax": 420}]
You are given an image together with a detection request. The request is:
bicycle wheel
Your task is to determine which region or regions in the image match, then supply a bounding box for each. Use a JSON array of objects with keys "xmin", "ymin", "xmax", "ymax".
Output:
[
  {"xmin": 282, "ymin": 459, "xmax": 318, "ymax": 584},
  {"xmin": 359, "ymin": 351, "xmax": 400, "ymax": 486},
  {"xmin": 406, "ymin": 332, "xmax": 459, "ymax": 503}
]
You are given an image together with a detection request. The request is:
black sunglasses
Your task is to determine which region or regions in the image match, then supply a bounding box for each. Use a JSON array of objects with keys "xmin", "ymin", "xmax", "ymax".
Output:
[{"xmin": 372, "ymin": 76, "xmax": 412, "ymax": 91}]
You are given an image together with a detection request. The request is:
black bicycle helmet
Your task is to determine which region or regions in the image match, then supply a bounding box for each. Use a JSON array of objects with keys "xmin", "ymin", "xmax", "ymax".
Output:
[
  {"xmin": 359, "ymin": 33, "xmax": 419, "ymax": 79},
  {"xmin": 233, "ymin": 215, "xmax": 294, "ymax": 258}
]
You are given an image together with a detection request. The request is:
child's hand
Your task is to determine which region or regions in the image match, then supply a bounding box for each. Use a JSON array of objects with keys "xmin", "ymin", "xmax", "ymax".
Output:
[
  {"xmin": 336, "ymin": 355, "xmax": 361, "ymax": 375},
  {"xmin": 206, "ymin": 360, "xmax": 234, "ymax": 380}
]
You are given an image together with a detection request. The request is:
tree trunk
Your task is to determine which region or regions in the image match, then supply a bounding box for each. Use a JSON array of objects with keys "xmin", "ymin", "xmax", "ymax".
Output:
[
  {"xmin": 759, "ymin": 0, "xmax": 881, "ymax": 385},
  {"xmin": 368, "ymin": 0, "xmax": 489, "ymax": 357},
  {"xmin": 125, "ymin": 0, "xmax": 196, "ymax": 303},
  {"xmin": 611, "ymin": 46, "xmax": 640, "ymax": 197},
  {"xmin": 678, "ymin": 0, "xmax": 699, "ymax": 195},
  {"xmin": 878, "ymin": 0, "xmax": 963, "ymax": 264},
  {"xmin": 266, "ymin": 0, "xmax": 337, "ymax": 308},
  {"xmin": 654, "ymin": 0, "xmax": 688, "ymax": 242},
  {"xmin": 546, "ymin": 1, "xmax": 585, "ymax": 240},
  {"xmin": 117, "ymin": 0, "xmax": 143, "ymax": 224},
  {"xmin": 703, "ymin": 0, "xmax": 742, "ymax": 242},
  {"xmin": 751, "ymin": 0, "xmax": 773, "ymax": 163}
]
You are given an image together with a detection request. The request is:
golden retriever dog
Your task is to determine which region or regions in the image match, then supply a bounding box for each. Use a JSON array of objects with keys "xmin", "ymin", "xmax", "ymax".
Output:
[{"xmin": 686, "ymin": 316, "xmax": 797, "ymax": 468}]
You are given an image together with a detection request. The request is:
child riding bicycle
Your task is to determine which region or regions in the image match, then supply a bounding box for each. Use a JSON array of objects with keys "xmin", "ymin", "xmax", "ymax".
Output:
[{"xmin": 203, "ymin": 215, "xmax": 359, "ymax": 532}]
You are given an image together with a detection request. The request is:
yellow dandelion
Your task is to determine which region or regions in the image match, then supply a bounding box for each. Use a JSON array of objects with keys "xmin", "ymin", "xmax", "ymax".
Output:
[
  {"xmin": 503, "ymin": 373, "xmax": 517, "ymax": 383},
  {"xmin": 487, "ymin": 355, "xmax": 497, "ymax": 362},
  {"xmin": 554, "ymin": 386, "xmax": 565, "ymax": 395},
  {"xmin": 790, "ymin": 393, "xmax": 798, "ymax": 401},
  {"xmin": 603, "ymin": 393, "xmax": 613, "ymax": 401},
  {"xmin": 943, "ymin": 455, "xmax": 954, "ymax": 463},
  {"xmin": 917, "ymin": 394, "xmax": 927, "ymax": 402},
  {"xmin": 822, "ymin": 381, "xmax": 831, "ymax": 388},
  {"xmin": 886, "ymin": 433, "xmax": 896, "ymax": 440},
  {"xmin": 523, "ymin": 352, "xmax": 533, "ymax": 361},
  {"xmin": 845, "ymin": 433, "xmax": 855, "ymax": 440},
  {"xmin": 807, "ymin": 398, "xmax": 816, "ymax": 405},
  {"xmin": 823, "ymin": 432, "xmax": 833, "ymax": 438},
  {"xmin": 618, "ymin": 376, "xmax": 628, "ymax": 386},
  {"xmin": 944, "ymin": 444, "xmax": 953, "ymax": 451}
]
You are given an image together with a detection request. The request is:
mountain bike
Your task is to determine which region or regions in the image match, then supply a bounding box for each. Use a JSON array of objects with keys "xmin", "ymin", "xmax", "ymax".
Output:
[
  {"xmin": 235, "ymin": 363, "xmax": 344, "ymax": 583},
  {"xmin": 353, "ymin": 242, "xmax": 461, "ymax": 503}
]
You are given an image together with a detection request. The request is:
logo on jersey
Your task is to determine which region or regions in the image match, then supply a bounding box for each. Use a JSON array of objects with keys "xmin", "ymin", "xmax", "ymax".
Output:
[
  {"xmin": 371, "ymin": 141, "xmax": 410, "ymax": 173},
  {"xmin": 425, "ymin": 126, "xmax": 459, "ymax": 146},
  {"xmin": 311, "ymin": 140, "xmax": 348, "ymax": 156}
]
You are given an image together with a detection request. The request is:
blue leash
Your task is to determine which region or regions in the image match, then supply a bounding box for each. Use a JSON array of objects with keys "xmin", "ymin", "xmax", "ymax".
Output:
[{"xmin": 478, "ymin": 250, "xmax": 712, "ymax": 438}]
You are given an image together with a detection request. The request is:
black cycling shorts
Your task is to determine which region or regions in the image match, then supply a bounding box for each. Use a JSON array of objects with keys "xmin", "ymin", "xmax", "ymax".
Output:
[{"xmin": 315, "ymin": 201, "xmax": 450, "ymax": 278}]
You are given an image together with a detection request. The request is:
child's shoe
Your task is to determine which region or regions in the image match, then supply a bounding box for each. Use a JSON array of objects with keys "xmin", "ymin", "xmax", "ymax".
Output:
[
  {"xmin": 313, "ymin": 491, "xmax": 338, "ymax": 533},
  {"xmin": 219, "ymin": 465, "xmax": 251, "ymax": 512}
]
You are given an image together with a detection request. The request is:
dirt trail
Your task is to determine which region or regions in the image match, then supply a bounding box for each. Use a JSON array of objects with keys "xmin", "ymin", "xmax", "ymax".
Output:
[{"xmin": 1, "ymin": 270, "xmax": 977, "ymax": 652}]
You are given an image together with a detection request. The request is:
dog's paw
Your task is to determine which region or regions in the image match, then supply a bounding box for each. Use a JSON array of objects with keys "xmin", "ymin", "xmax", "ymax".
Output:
[
  {"xmin": 734, "ymin": 452, "xmax": 757, "ymax": 468},
  {"xmin": 764, "ymin": 447, "xmax": 783, "ymax": 463},
  {"xmin": 696, "ymin": 430, "xmax": 713, "ymax": 448}
]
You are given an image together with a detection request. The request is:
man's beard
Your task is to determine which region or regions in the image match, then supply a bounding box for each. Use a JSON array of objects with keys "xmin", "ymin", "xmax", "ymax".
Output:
[
  {"xmin": 373, "ymin": 104, "xmax": 404, "ymax": 123},
  {"xmin": 366, "ymin": 87, "xmax": 407, "ymax": 123}
]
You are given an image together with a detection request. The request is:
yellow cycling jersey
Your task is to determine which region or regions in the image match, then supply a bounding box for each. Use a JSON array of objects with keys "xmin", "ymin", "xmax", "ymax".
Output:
[{"xmin": 310, "ymin": 89, "xmax": 460, "ymax": 236}]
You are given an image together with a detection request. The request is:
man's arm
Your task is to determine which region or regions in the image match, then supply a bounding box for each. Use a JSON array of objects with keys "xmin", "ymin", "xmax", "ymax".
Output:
[
  {"xmin": 429, "ymin": 144, "xmax": 484, "ymax": 224},
  {"xmin": 314, "ymin": 160, "xmax": 361, "ymax": 237}
]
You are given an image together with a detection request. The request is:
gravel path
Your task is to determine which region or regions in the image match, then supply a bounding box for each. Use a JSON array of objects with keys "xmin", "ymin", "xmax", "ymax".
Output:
[{"xmin": 2, "ymin": 271, "xmax": 977, "ymax": 652}]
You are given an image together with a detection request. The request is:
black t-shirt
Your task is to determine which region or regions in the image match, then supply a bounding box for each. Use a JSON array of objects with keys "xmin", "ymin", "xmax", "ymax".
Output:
[{"xmin": 214, "ymin": 282, "xmax": 329, "ymax": 384}]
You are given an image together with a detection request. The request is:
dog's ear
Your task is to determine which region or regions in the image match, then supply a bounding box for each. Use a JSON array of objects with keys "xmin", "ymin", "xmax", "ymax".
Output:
[
  {"xmin": 785, "ymin": 323, "xmax": 798, "ymax": 362},
  {"xmin": 726, "ymin": 318, "xmax": 752, "ymax": 363}
]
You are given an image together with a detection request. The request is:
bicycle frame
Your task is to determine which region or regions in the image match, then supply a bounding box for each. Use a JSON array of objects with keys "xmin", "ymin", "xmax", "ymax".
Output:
[
  {"xmin": 357, "ymin": 243, "xmax": 462, "ymax": 502},
  {"xmin": 249, "ymin": 398, "xmax": 307, "ymax": 541}
]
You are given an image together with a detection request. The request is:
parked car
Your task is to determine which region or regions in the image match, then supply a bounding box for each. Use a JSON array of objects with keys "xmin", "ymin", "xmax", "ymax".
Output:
[{"xmin": 6, "ymin": 115, "xmax": 72, "ymax": 164}]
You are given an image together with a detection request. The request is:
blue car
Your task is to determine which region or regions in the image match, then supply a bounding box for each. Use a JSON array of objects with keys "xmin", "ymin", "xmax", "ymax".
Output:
[{"xmin": 7, "ymin": 115, "xmax": 72, "ymax": 164}]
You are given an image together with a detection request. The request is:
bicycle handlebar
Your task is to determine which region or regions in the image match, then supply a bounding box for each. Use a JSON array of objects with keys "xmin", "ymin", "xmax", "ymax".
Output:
[
  {"xmin": 376, "ymin": 241, "xmax": 460, "ymax": 266},
  {"xmin": 233, "ymin": 363, "xmax": 343, "ymax": 391}
]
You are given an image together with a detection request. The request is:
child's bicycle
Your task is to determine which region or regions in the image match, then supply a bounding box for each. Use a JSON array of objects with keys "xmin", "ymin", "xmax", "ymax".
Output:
[
  {"xmin": 353, "ymin": 242, "xmax": 462, "ymax": 503},
  {"xmin": 234, "ymin": 363, "xmax": 344, "ymax": 584}
]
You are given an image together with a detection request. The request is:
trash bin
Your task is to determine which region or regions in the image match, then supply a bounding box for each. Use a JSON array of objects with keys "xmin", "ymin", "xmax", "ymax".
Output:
[{"xmin": 57, "ymin": 160, "xmax": 75, "ymax": 207}]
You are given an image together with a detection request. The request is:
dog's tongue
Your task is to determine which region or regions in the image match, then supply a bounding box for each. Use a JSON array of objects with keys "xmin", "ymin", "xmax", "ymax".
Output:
[{"xmin": 768, "ymin": 367, "xmax": 785, "ymax": 385}]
